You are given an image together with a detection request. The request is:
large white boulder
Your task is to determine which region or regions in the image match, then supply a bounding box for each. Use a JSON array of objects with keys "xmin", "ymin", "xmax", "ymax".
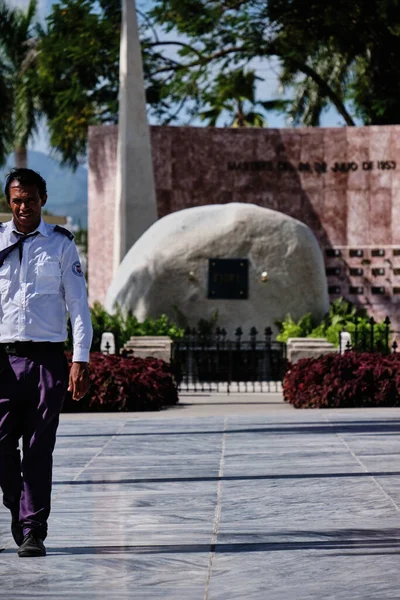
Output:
[{"xmin": 105, "ymin": 203, "xmax": 329, "ymax": 336}]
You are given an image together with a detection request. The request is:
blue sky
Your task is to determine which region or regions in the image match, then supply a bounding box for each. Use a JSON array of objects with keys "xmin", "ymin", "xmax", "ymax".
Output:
[
  {"xmin": 9, "ymin": 0, "xmax": 356, "ymax": 156},
  {"xmin": 9, "ymin": 0, "xmax": 53, "ymax": 19}
]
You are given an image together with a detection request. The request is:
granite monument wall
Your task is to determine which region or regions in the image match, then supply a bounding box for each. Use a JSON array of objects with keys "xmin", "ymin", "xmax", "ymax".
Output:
[{"xmin": 89, "ymin": 124, "xmax": 400, "ymax": 328}]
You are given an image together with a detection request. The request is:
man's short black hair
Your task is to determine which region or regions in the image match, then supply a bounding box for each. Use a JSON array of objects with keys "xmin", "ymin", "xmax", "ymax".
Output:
[{"xmin": 4, "ymin": 168, "xmax": 47, "ymax": 202}]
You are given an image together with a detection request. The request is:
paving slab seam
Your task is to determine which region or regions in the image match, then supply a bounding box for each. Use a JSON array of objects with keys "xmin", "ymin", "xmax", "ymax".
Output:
[
  {"xmin": 324, "ymin": 415, "xmax": 400, "ymax": 513},
  {"xmin": 51, "ymin": 421, "xmax": 128, "ymax": 504},
  {"xmin": 0, "ymin": 422, "xmax": 123, "ymax": 553},
  {"xmin": 204, "ymin": 417, "xmax": 228, "ymax": 600}
]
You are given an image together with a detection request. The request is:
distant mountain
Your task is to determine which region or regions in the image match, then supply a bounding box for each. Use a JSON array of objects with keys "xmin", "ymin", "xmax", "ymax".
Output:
[{"xmin": 0, "ymin": 151, "xmax": 88, "ymax": 227}]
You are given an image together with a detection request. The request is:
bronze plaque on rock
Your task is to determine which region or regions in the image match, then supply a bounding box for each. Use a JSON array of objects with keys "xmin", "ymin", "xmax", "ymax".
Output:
[{"xmin": 208, "ymin": 259, "xmax": 249, "ymax": 299}]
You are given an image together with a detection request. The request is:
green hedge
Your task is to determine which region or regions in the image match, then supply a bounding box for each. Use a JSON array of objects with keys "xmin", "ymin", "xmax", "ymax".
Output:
[
  {"xmin": 66, "ymin": 302, "xmax": 185, "ymax": 353},
  {"xmin": 276, "ymin": 298, "xmax": 389, "ymax": 348}
]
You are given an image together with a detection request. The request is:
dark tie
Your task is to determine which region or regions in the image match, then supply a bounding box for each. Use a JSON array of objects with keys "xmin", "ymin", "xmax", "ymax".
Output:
[{"xmin": 0, "ymin": 232, "xmax": 39, "ymax": 268}]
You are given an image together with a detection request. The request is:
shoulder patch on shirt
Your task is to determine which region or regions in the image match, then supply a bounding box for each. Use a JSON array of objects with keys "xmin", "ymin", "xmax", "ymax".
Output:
[
  {"xmin": 53, "ymin": 225, "xmax": 74, "ymax": 240},
  {"xmin": 72, "ymin": 260, "xmax": 84, "ymax": 277}
]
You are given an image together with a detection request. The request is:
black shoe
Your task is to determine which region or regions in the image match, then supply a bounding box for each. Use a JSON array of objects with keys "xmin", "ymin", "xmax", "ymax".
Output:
[
  {"xmin": 17, "ymin": 532, "xmax": 46, "ymax": 557},
  {"xmin": 11, "ymin": 514, "xmax": 23, "ymax": 547}
]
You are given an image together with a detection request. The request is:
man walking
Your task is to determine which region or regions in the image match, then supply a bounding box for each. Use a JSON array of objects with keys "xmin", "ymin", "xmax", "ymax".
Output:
[{"xmin": 0, "ymin": 168, "xmax": 92, "ymax": 557}]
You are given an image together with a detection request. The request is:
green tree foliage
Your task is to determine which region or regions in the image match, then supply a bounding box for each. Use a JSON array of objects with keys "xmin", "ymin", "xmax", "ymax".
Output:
[
  {"xmin": 148, "ymin": 0, "xmax": 400, "ymax": 126},
  {"xmin": 36, "ymin": 0, "xmax": 120, "ymax": 169},
  {"xmin": 0, "ymin": 2, "xmax": 14, "ymax": 165},
  {"xmin": 267, "ymin": 0, "xmax": 400, "ymax": 126},
  {"xmin": 145, "ymin": 0, "xmax": 356, "ymax": 127},
  {"xmin": 0, "ymin": 184, "xmax": 9, "ymax": 212},
  {"xmin": 74, "ymin": 228, "xmax": 88, "ymax": 253},
  {"xmin": 199, "ymin": 69, "xmax": 288, "ymax": 127},
  {"xmin": 34, "ymin": 0, "xmax": 400, "ymax": 167},
  {"xmin": 0, "ymin": 0, "xmax": 39, "ymax": 167}
]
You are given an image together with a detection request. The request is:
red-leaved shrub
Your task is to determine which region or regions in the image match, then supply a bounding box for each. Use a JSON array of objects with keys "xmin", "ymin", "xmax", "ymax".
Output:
[
  {"xmin": 283, "ymin": 352, "xmax": 400, "ymax": 408},
  {"xmin": 63, "ymin": 352, "xmax": 179, "ymax": 412}
]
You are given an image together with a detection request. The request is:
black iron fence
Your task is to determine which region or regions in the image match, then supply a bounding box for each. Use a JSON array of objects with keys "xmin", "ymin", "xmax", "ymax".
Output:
[
  {"xmin": 171, "ymin": 327, "xmax": 286, "ymax": 393},
  {"xmin": 338, "ymin": 316, "xmax": 399, "ymax": 354}
]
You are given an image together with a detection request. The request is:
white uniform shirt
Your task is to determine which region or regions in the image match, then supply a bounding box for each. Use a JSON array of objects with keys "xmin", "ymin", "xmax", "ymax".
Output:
[{"xmin": 0, "ymin": 219, "xmax": 93, "ymax": 362}]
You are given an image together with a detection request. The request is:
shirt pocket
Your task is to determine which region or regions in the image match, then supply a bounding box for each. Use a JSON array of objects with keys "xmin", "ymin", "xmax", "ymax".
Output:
[
  {"xmin": 35, "ymin": 261, "xmax": 61, "ymax": 295},
  {"xmin": 0, "ymin": 264, "xmax": 11, "ymax": 295}
]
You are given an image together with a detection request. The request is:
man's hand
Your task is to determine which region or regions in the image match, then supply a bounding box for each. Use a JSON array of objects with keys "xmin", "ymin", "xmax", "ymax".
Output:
[{"xmin": 68, "ymin": 362, "xmax": 90, "ymax": 401}]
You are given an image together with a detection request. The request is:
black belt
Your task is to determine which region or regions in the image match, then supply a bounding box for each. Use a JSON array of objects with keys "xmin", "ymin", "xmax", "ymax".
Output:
[{"xmin": 0, "ymin": 342, "xmax": 65, "ymax": 356}]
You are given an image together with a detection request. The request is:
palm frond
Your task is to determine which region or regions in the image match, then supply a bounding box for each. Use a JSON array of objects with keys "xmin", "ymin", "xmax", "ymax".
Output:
[
  {"xmin": 0, "ymin": 71, "xmax": 14, "ymax": 165},
  {"xmin": 24, "ymin": 0, "xmax": 37, "ymax": 30},
  {"xmin": 14, "ymin": 73, "xmax": 39, "ymax": 147},
  {"xmin": 233, "ymin": 111, "xmax": 266, "ymax": 127},
  {"xmin": 199, "ymin": 107, "xmax": 223, "ymax": 126},
  {"xmin": 258, "ymin": 99, "xmax": 291, "ymax": 112},
  {"xmin": 0, "ymin": 0, "xmax": 39, "ymax": 161},
  {"xmin": 280, "ymin": 46, "xmax": 352, "ymax": 126}
]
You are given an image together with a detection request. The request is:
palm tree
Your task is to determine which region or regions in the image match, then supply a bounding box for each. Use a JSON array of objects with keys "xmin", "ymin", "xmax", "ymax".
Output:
[
  {"xmin": 0, "ymin": 2, "xmax": 16, "ymax": 165},
  {"xmin": 199, "ymin": 69, "xmax": 289, "ymax": 127},
  {"xmin": 279, "ymin": 46, "xmax": 351, "ymax": 127},
  {"xmin": 0, "ymin": 0, "xmax": 40, "ymax": 168}
]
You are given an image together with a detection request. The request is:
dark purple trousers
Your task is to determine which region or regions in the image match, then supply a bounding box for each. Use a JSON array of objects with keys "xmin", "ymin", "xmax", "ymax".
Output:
[{"xmin": 0, "ymin": 349, "xmax": 69, "ymax": 540}]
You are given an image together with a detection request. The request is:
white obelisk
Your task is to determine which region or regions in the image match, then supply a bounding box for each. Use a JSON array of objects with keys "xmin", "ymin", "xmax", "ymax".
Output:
[{"xmin": 113, "ymin": 0, "xmax": 158, "ymax": 273}]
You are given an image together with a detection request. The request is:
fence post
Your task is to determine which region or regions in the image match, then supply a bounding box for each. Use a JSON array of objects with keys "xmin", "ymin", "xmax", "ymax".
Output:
[
  {"xmin": 214, "ymin": 327, "xmax": 222, "ymax": 391},
  {"xmin": 354, "ymin": 316, "xmax": 359, "ymax": 350},
  {"xmin": 384, "ymin": 316, "xmax": 391, "ymax": 354},
  {"xmin": 361, "ymin": 326, "xmax": 367, "ymax": 352},
  {"xmin": 189, "ymin": 328, "xmax": 196, "ymax": 392},
  {"xmin": 235, "ymin": 327, "xmax": 243, "ymax": 351},
  {"xmin": 227, "ymin": 338, "xmax": 232, "ymax": 395},
  {"xmin": 173, "ymin": 340, "xmax": 183, "ymax": 390},
  {"xmin": 369, "ymin": 316, "xmax": 375, "ymax": 351},
  {"xmin": 264, "ymin": 327, "xmax": 272, "ymax": 387},
  {"xmin": 250, "ymin": 327, "xmax": 258, "ymax": 392},
  {"xmin": 250, "ymin": 326, "xmax": 258, "ymax": 351}
]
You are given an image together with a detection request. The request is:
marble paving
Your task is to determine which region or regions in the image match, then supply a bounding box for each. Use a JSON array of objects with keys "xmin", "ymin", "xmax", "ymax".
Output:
[{"xmin": 2, "ymin": 403, "xmax": 400, "ymax": 598}]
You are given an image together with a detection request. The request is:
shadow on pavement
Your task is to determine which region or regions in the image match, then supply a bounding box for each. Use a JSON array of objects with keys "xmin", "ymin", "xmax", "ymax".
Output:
[
  {"xmin": 34, "ymin": 528, "xmax": 400, "ymax": 556},
  {"xmin": 53, "ymin": 470, "xmax": 400, "ymax": 486},
  {"xmin": 57, "ymin": 419, "xmax": 400, "ymax": 438}
]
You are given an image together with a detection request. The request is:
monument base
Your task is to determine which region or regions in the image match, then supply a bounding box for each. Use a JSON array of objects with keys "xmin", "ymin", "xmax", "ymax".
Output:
[{"xmin": 123, "ymin": 336, "xmax": 173, "ymax": 363}]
